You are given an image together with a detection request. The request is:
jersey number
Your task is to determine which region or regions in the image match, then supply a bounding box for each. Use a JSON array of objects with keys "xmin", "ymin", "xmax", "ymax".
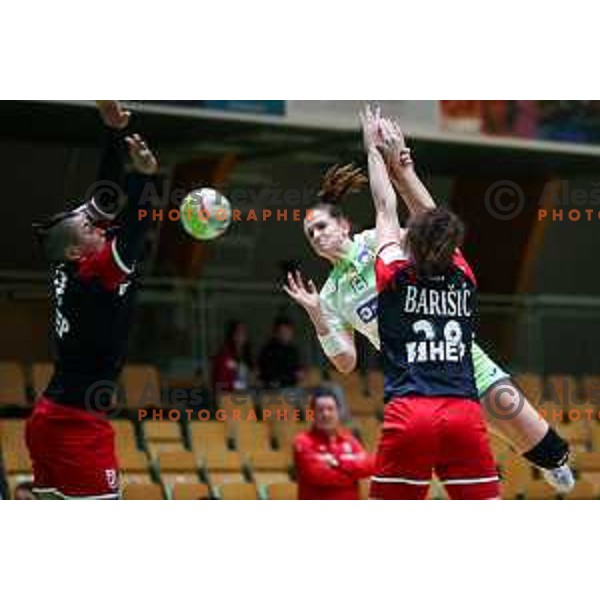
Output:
[{"xmin": 406, "ymin": 319, "xmax": 465, "ymax": 363}]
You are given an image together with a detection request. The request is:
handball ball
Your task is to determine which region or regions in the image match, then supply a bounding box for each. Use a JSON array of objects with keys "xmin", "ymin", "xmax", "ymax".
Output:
[{"xmin": 180, "ymin": 188, "xmax": 232, "ymax": 241}]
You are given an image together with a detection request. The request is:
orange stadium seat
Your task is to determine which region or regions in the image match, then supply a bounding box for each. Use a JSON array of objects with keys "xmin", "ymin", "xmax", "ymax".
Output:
[
  {"xmin": 202, "ymin": 450, "xmax": 245, "ymax": 485},
  {"xmin": 171, "ymin": 483, "xmax": 211, "ymax": 500},
  {"xmin": 142, "ymin": 420, "xmax": 185, "ymax": 456},
  {"xmin": 189, "ymin": 421, "xmax": 229, "ymax": 455},
  {"xmin": 122, "ymin": 364, "xmax": 161, "ymax": 409},
  {"xmin": 219, "ymin": 482, "xmax": 258, "ymax": 500},
  {"xmin": 158, "ymin": 451, "xmax": 199, "ymax": 485},
  {"xmin": 31, "ymin": 362, "xmax": 53, "ymax": 398},
  {"xmin": 0, "ymin": 362, "xmax": 28, "ymax": 408},
  {"xmin": 123, "ymin": 483, "xmax": 164, "ymax": 500},
  {"xmin": 267, "ymin": 482, "xmax": 298, "ymax": 500},
  {"xmin": 247, "ymin": 450, "xmax": 290, "ymax": 486}
]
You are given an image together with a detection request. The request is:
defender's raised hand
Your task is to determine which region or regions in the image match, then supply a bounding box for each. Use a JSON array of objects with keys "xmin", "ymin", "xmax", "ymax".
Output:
[
  {"xmin": 96, "ymin": 101, "xmax": 131, "ymax": 131},
  {"xmin": 125, "ymin": 134, "xmax": 158, "ymax": 175}
]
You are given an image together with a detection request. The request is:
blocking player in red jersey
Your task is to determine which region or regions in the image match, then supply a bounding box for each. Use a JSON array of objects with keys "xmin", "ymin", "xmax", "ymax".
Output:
[
  {"xmin": 26, "ymin": 101, "xmax": 159, "ymax": 499},
  {"xmin": 361, "ymin": 109, "xmax": 500, "ymax": 500}
]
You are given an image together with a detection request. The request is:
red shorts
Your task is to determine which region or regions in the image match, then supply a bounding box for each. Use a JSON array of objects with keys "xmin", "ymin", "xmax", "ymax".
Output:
[
  {"xmin": 370, "ymin": 397, "xmax": 500, "ymax": 500},
  {"xmin": 25, "ymin": 397, "xmax": 120, "ymax": 499}
]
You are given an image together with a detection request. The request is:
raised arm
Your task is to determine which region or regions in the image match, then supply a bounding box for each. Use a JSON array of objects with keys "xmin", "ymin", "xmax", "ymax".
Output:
[
  {"xmin": 361, "ymin": 107, "xmax": 403, "ymax": 250},
  {"xmin": 379, "ymin": 117, "xmax": 436, "ymax": 215},
  {"xmin": 113, "ymin": 134, "xmax": 159, "ymax": 269}
]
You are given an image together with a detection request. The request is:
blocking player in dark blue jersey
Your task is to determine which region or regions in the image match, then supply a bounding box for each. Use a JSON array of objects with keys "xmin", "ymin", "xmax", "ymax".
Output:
[
  {"xmin": 361, "ymin": 108, "xmax": 500, "ymax": 500},
  {"xmin": 26, "ymin": 101, "xmax": 158, "ymax": 499}
]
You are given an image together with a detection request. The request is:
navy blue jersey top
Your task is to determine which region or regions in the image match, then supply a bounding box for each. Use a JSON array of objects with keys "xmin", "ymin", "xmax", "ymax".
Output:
[{"xmin": 374, "ymin": 242, "xmax": 478, "ymax": 403}]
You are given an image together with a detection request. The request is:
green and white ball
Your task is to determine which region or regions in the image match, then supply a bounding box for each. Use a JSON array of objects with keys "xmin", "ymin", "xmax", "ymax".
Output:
[{"xmin": 180, "ymin": 188, "xmax": 232, "ymax": 241}]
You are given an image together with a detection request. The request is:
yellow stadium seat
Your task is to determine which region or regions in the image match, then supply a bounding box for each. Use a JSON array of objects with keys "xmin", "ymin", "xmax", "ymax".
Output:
[
  {"xmin": 268, "ymin": 482, "xmax": 298, "ymax": 500},
  {"xmin": 563, "ymin": 480, "xmax": 597, "ymax": 500},
  {"xmin": 346, "ymin": 388, "xmax": 378, "ymax": 418},
  {"xmin": 0, "ymin": 362, "xmax": 28, "ymax": 407},
  {"xmin": 230, "ymin": 421, "xmax": 272, "ymax": 453},
  {"xmin": 171, "ymin": 483, "xmax": 211, "ymax": 500},
  {"xmin": 112, "ymin": 420, "xmax": 139, "ymax": 455},
  {"xmin": 500, "ymin": 457, "xmax": 534, "ymax": 498},
  {"xmin": 523, "ymin": 480, "xmax": 558, "ymax": 500},
  {"xmin": 31, "ymin": 362, "xmax": 53, "ymax": 398},
  {"xmin": 248, "ymin": 450, "xmax": 290, "ymax": 485},
  {"xmin": 0, "ymin": 420, "xmax": 28, "ymax": 454},
  {"xmin": 158, "ymin": 451, "xmax": 199, "ymax": 484},
  {"xmin": 514, "ymin": 373, "xmax": 543, "ymax": 405},
  {"xmin": 122, "ymin": 364, "xmax": 161, "ymax": 408},
  {"xmin": 123, "ymin": 483, "xmax": 164, "ymax": 500},
  {"xmin": 202, "ymin": 450, "xmax": 245, "ymax": 485},
  {"xmin": 354, "ymin": 417, "xmax": 381, "ymax": 453},
  {"xmin": 557, "ymin": 421, "xmax": 590, "ymax": 452},
  {"xmin": 545, "ymin": 374, "xmax": 579, "ymax": 410},
  {"xmin": 143, "ymin": 420, "xmax": 185, "ymax": 456},
  {"xmin": 272, "ymin": 421, "xmax": 307, "ymax": 455},
  {"xmin": 219, "ymin": 482, "xmax": 258, "ymax": 500},
  {"xmin": 118, "ymin": 449, "xmax": 152, "ymax": 484},
  {"xmin": 189, "ymin": 421, "xmax": 229, "ymax": 455},
  {"xmin": 217, "ymin": 392, "xmax": 257, "ymax": 418}
]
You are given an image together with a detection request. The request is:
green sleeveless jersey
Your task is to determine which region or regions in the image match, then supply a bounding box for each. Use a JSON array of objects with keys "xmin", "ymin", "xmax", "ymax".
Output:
[{"xmin": 318, "ymin": 230, "xmax": 509, "ymax": 397}]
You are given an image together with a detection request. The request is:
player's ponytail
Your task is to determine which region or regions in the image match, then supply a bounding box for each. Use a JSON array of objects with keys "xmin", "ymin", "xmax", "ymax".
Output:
[
  {"xmin": 406, "ymin": 207, "xmax": 465, "ymax": 277},
  {"xmin": 313, "ymin": 163, "xmax": 367, "ymax": 219}
]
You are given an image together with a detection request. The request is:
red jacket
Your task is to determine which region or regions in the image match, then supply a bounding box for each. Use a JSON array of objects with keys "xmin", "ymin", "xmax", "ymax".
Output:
[{"xmin": 293, "ymin": 427, "xmax": 375, "ymax": 500}]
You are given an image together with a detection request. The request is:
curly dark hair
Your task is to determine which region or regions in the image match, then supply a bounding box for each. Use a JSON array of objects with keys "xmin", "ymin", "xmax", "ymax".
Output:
[{"xmin": 311, "ymin": 163, "xmax": 367, "ymax": 220}]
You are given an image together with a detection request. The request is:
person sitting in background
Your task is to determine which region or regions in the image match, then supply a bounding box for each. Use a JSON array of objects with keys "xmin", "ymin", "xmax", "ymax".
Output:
[
  {"xmin": 211, "ymin": 320, "xmax": 254, "ymax": 394},
  {"xmin": 293, "ymin": 388, "xmax": 374, "ymax": 500},
  {"xmin": 13, "ymin": 481, "xmax": 36, "ymax": 500},
  {"xmin": 258, "ymin": 316, "xmax": 304, "ymax": 388}
]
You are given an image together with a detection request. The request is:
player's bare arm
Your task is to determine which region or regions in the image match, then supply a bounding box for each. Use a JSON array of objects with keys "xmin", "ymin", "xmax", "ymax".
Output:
[
  {"xmin": 378, "ymin": 115, "xmax": 437, "ymax": 214},
  {"xmin": 361, "ymin": 106, "xmax": 403, "ymax": 251},
  {"xmin": 283, "ymin": 270, "xmax": 356, "ymax": 373}
]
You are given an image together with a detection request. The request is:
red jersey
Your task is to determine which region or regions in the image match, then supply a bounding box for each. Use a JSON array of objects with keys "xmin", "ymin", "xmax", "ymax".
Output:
[{"xmin": 293, "ymin": 427, "xmax": 375, "ymax": 500}]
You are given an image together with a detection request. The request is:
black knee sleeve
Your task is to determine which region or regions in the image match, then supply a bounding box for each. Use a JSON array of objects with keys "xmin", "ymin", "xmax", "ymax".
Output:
[{"xmin": 523, "ymin": 427, "xmax": 570, "ymax": 470}]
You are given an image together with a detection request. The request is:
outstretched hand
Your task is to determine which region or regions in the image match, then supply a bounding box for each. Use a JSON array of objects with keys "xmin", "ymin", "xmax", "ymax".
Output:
[
  {"xmin": 125, "ymin": 134, "xmax": 158, "ymax": 175},
  {"xmin": 359, "ymin": 104, "xmax": 384, "ymax": 152},
  {"xmin": 96, "ymin": 100, "xmax": 131, "ymax": 130},
  {"xmin": 379, "ymin": 117, "xmax": 413, "ymax": 170},
  {"xmin": 282, "ymin": 270, "xmax": 321, "ymax": 316}
]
